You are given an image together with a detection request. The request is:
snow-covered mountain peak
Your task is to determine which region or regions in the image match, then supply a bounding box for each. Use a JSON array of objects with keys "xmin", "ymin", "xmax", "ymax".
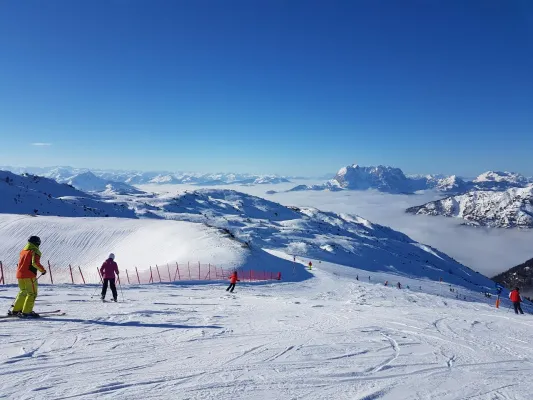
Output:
[
  {"xmin": 67, "ymin": 171, "xmax": 144, "ymax": 195},
  {"xmin": 434, "ymin": 175, "xmax": 468, "ymax": 192},
  {"xmin": 0, "ymin": 170, "xmax": 136, "ymax": 218},
  {"xmin": 473, "ymin": 171, "xmax": 528, "ymax": 184},
  {"xmin": 333, "ymin": 164, "xmax": 412, "ymax": 193},
  {"xmin": 407, "ymin": 185, "xmax": 533, "ymax": 228}
]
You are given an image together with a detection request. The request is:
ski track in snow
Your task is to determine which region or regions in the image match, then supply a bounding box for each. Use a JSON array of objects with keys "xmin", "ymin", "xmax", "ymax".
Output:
[{"xmin": 1, "ymin": 265, "xmax": 532, "ymax": 400}]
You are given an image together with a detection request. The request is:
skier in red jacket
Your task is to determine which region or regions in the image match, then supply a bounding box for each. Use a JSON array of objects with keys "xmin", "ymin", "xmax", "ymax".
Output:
[
  {"xmin": 509, "ymin": 288, "xmax": 524, "ymax": 315},
  {"xmin": 226, "ymin": 271, "xmax": 239, "ymax": 293},
  {"xmin": 100, "ymin": 253, "xmax": 119, "ymax": 302}
]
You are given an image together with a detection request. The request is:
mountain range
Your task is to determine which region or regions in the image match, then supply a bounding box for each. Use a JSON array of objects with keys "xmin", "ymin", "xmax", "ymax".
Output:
[
  {"xmin": 284, "ymin": 164, "xmax": 533, "ymax": 195},
  {"xmin": 0, "ymin": 166, "xmax": 291, "ymax": 187}
]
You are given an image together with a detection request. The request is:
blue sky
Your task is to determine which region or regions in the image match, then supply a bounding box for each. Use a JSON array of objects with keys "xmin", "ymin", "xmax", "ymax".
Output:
[{"xmin": 1, "ymin": 0, "xmax": 532, "ymax": 177}]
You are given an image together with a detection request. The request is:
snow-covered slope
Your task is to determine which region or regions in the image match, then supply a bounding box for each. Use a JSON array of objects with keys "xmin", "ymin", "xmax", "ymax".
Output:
[
  {"xmin": 0, "ymin": 185, "xmax": 496, "ymax": 291},
  {"xmin": 406, "ymin": 185, "xmax": 533, "ymax": 228},
  {"xmin": 115, "ymin": 189, "xmax": 497, "ymax": 291},
  {"xmin": 0, "ymin": 214, "xmax": 295, "ymax": 283},
  {"xmin": 1, "ymin": 263, "xmax": 532, "ymax": 399},
  {"xmin": 0, "ymin": 170, "xmax": 136, "ymax": 218}
]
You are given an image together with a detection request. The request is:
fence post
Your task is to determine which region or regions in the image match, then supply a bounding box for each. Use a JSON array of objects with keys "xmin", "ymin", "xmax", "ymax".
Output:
[
  {"xmin": 0, "ymin": 261, "xmax": 4, "ymax": 285},
  {"xmin": 135, "ymin": 267, "xmax": 141, "ymax": 284},
  {"xmin": 149, "ymin": 266, "xmax": 153, "ymax": 283},
  {"xmin": 208, "ymin": 263, "xmax": 211, "ymax": 280},
  {"xmin": 69, "ymin": 264, "xmax": 74, "ymax": 284},
  {"xmin": 175, "ymin": 262, "xmax": 181, "ymax": 281},
  {"xmin": 188, "ymin": 261, "xmax": 191, "ymax": 280},
  {"xmin": 126, "ymin": 269, "xmax": 131, "ymax": 284},
  {"xmin": 48, "ymin": 261, "xmax": 54, "ymax": 284},
  {"xmin": 250, "ymin": 270, "xmax": 252, "ymax": 282},
  {"xmin": 78, "ymin": 266, "xmax": 86, "ymax": 284},
  {"xmin": 156, "ymin": 265, "xmax": 162, "ymax": 283},
  {"xmin": 167, "ymin": 264, "xmax": 172, "ymax": 282},
  {"xmin": 198, "ymin": 262, "xmax": 201, "ymax": 280}
]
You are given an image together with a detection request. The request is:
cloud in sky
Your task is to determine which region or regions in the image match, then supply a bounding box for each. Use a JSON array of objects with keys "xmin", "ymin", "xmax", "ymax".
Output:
[{"xmin": 31, "ymin": 143, "xmax": 52, "ymax": 146}]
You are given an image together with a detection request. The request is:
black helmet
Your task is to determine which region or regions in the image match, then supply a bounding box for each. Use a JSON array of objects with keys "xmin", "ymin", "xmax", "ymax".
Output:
[{"xmin": 28, "ymin": 236, "xmax": 41, "ymax": 246}]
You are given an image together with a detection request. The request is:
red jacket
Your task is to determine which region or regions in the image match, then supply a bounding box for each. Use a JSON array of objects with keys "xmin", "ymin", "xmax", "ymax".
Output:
[
  {"xmin": 509, "ymin": 290, "xmax": 521, "ymax": 303},
  {"xmin": 100, "ymin": 259, "xmax": 119, "ymax": 279},
  {"xmin": 229, "ymin": 272, "xmax": 239, "ymax": 284}
]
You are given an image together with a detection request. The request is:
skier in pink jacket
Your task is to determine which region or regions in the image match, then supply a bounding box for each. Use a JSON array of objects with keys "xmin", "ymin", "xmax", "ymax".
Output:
[{"xmin": 100, "ymin": 253, "xmax": 119, "ymax": 302}]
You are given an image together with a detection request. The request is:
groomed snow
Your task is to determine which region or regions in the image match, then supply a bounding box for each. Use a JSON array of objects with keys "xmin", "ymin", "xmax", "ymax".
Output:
[
  {"xmin": 1, "ymin": 262, "xmax": 532, "ymax": 399},
  {"xmin": 0, "ymin": 215, "xmax": 247, "ymax": 283},
  {"xmin": 0, "ymin": 214, "xmax": 309, "ymax": 284}
]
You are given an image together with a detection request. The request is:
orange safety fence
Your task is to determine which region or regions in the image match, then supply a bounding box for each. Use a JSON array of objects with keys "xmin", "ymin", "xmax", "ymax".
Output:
[{"xmin": 0, "ymin": 260, "xmax": 282, "ymax": 285}]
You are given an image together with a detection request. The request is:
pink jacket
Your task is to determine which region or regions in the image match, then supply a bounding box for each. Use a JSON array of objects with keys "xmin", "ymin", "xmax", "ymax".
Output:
[{"xmin": 100, "ymin": 259, "xmax": 119, "ymax": 279}]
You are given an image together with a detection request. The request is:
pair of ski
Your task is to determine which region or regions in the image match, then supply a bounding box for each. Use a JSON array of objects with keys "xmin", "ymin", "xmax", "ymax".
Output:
[{"xmin": 1, "ymin": 310, "xmax": 65, "ymax": 319}]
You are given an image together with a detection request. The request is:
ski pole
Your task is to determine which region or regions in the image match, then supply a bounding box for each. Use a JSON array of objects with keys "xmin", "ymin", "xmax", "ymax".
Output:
[
  {"xmin": 90, "ymin": 277, "xmax": 101, "ymax": 299},
  {"xmin": 90, "ymin": 285, "xmax": 100, "ymax": 299},
  {"xmin": 118, "ymin": 279, "xmax": 125, "ymax": 302}
]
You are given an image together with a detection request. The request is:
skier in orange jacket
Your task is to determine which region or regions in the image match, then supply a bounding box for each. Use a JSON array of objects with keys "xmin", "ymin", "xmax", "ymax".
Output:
[
  {"xmin": 226, "ymin": 271, "xmax": 240, "ymax": 293},
  {"xmin": 9, "ymin": 236, "xmax": 47, "ymax": 318}
]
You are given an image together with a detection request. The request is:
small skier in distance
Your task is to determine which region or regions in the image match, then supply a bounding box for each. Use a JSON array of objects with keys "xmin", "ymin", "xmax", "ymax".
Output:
[
  {"xmin": 308, "ymin": 261, "xmax": 313, "ymax": 270},
  {"xmin": 100, "ymin": 253, "xmax": 119, "ymax": 302},
  {"xmin": 226, "ymin": 271, "xmax": 239, "ymax": 293},
  {"xmin": 509, "ymin": 287, "xmax": 524, "ymax": 315},
  {"xmin": 9, "ymin": 236, "xmax": 47, "ymax": 318},
  {"xmin": 397, "ymin": 282, "xmax": 401, "ymax": 289}
]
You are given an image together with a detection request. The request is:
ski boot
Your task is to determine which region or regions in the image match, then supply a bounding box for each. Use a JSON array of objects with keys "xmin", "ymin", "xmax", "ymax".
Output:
[
  {"xmin": 113, "ymin": 297, "xmax": 117, "ymax": 302},
  {"xmin": 7, "ymin": 310, "xmax": 21, "ymax": 317}
]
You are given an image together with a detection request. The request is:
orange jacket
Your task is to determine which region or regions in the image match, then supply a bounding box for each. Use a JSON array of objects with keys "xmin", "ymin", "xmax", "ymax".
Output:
[
  {"xmin": 509, "ymin": 290, "xmax": 521, "ymax": 303},
  {"xmin": 16, "ymin": 243, "xmax": 46, "ymax": 279},
  {"xmin": 229, "ymin": 272, "xmax": 239, "ymax": 284}
]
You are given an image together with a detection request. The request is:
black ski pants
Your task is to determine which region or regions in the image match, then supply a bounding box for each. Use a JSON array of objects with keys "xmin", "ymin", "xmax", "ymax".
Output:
[
  {"xmin": 513, "ymin": 302, "xmax": 524, "ymax": 315},
  {"xmin": 226, "ymin": 283, "xmax": 236, "ymax": 293},
  {"xmin": 102, "ymin": 278, "xmax": 117, "ymax": 300}
]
